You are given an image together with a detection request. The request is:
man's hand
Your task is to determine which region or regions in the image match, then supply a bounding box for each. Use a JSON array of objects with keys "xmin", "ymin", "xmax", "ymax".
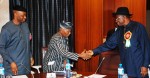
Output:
[
  {"xmin": 141, "ymin": 66, "xmax": 148, "ymax": 77},
  {"xmin": 10, "ymin": 62, "xmax": 18, "ymax": 75},
  {"xmin": 86, "ymin": 50, "xmax": 94, "ymax": 56},
  {"xmin": 63, "ymin": 60, "xmax": 67, "ymax": 68},
  {"xmin": 78, "ymin": 49, "xmax": 93, "ymax": 60},
  {"xmin": 30, "ymin": 57, "xmax": 34, "ymax": 66}
]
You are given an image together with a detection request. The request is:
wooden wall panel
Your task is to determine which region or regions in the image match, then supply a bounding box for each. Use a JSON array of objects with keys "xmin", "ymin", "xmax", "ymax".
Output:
[
  {"xmin": 103, "ymin": 0, "xmax": 115, "ymax": 38},
  {"xmin": 74, "ymin": 0, "xmax": 103, "ymax": 72},
  {"xmin": 103, "ymin": 0, "xmax": 146, "ymax": 37},
  {"xmin": 114, "ymin": 0, "xmax": 146, "ymax": 26},
  {"xmin": 131, "ymin": 0, "xmax": 146, "ymax": 25}
]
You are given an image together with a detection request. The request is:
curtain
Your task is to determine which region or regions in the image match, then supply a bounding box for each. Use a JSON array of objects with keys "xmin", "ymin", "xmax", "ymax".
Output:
[{"xmin": 9, "ymin": 0, "xmax": 74, "ymax": 65}]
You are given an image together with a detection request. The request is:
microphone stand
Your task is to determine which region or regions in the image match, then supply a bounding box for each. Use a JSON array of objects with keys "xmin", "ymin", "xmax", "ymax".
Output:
[
  {"xmin": 95, "ymin": 57, "xmax": 105, "ymax": 74},
  {"xmin": 20, "ymin": 63, "xmax": 34, "ymax": 78}
]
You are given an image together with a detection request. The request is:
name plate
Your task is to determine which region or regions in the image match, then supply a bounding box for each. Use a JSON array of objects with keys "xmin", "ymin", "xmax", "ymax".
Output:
[{"xmin": 47, "ymin": 73, "xmax": 56, "ymax": 78}]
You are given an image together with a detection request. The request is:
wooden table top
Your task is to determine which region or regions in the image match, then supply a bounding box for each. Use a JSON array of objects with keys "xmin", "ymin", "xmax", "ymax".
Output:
[{"xmin": 27, "ymin": 72, "xmax": 117, "ymax": 78}]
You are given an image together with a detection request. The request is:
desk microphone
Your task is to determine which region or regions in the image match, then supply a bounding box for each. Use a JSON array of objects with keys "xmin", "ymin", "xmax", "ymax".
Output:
[
  {"xmin": 20, "ymin": 63, "xmax": 31, "ymax": 73},
  {"xmin": 95, "ymin": 57, "xmax": 105, "ymax": 74},
  {"xmin": 20, "ymin": 63, "xmax": 34, "ymax": 78}
]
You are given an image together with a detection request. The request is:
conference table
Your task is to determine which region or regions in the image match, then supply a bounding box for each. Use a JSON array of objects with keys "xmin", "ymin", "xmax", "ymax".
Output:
[{"xmin": 27, "ymin": 72, "xmax": 117, "ymax": 78}]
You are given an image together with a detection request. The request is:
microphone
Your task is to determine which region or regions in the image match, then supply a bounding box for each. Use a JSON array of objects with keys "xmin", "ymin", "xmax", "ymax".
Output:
[
  {"xmin": 20, "ymin": 63, "xmax": 31, "ymax": 73},
  {"xmin": 20, "ymin": 62, "xmax": 34, "ymax": 78},
  {"xmin": 95, "ymin": 57, "xmax": 105, "ymax": 74}
]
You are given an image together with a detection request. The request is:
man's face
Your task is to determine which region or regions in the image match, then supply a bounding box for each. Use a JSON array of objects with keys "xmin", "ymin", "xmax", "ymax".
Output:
[
  {"xmin": 115, "ymin": 15, "xmax": 125, "ymax": 26},
  {"xmin": 62, "ymin": 28, "xmax": 71, "ymax": 37},
  {"xmin": 14, "ymin": 11, "xmax": 27, "ymax": 23}
]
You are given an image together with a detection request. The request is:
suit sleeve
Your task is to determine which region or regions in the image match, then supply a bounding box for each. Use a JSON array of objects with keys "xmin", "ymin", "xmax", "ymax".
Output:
[
  {"xmin": 93, "ymin": 30, "xmax": 119, "ymax": 56},
  {"xmin": 138, "ymin": 25, "xmax": 150, "ymax": 68},
  {"xmin": 0, "ymin": 28, "xmax": 14, "ymax": 63}
]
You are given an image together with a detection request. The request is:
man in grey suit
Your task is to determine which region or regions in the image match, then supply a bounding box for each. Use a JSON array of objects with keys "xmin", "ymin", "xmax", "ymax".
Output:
[{"xmin": 0, "ymin": 5, "xmax": 34, "ymax": 75}]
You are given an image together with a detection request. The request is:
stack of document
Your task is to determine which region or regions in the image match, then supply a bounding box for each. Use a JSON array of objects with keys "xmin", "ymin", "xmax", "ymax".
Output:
[
  {"xmin": 87, "ymin": 74, "xmax": 106, "ymax": 78},
  {"xmin": 12, "ymin": 75, "xmax": 28, "ymax": 78}
]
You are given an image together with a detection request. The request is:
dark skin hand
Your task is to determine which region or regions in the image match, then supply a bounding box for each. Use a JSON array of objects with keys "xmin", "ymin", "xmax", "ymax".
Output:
[
  {"xmin": 141, "ymin": 67, "xmax": 148, "ymax": 77},
  {"xmin": 10, "ymin": 62, "xmax": 18, "ymax": 75}
]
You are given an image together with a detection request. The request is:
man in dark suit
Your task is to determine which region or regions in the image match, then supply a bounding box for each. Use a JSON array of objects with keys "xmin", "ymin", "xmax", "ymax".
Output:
[{"xmin": 86, "ymin": 7, "xmax": 150, "ymax": 78}]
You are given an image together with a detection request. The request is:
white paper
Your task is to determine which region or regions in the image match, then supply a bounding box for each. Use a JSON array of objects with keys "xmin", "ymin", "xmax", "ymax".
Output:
[
  {"xmin": 88, "ymin": 74, "xmax": 106, "ymax": 78},
  {"xmin": 48, "ymin": 61, "xmax": 55, "ymax": 65},
  {"xmin": 12, "ymin": 75, "xmax": 28, "ymax": 78}
]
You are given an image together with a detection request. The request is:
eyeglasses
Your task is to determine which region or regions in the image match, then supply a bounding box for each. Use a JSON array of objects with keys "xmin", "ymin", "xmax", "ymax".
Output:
[{"xmin": 115, "ymin": 15, "xmax": 125, "ymax": 21}]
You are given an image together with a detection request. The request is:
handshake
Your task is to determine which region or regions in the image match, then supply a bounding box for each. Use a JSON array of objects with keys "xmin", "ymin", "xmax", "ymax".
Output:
[{"xmin": 78, "ymin": 49, "xmax": 94, "ymax": 60}]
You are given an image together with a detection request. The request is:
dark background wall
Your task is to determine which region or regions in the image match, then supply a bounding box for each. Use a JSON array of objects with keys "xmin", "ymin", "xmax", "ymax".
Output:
[
  {"xmin": 147, "ymin": 0, "xmax": 150, "ymax": 10},
  {"xmin": 146, "ymin": 0, "xmax": 150, "ymax": 37},
  {"xmin": 9, "ymin": 0, "xmax": 74, "ymax": 65}
]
